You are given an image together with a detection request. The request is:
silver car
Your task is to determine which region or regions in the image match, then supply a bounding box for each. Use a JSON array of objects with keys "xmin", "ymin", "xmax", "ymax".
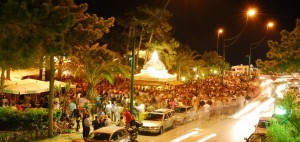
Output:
[
  {"xmin": 86, "ymin": 126, "xmax": 130, "ymax": 142},
  {"xmin": 174, "ymin": 105, "xmax": 197, "ymax": 124},
  {"xmin": 139, "ymin": 108, "xmax": 176, "ymax": 134}
]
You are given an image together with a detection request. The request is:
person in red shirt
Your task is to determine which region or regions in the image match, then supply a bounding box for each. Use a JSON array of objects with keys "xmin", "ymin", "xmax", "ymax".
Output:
[
  {"xmin": 16, "ymin": 103, "xmax": 23, "ymax": 112},
  {"xmin": 123, "ymin": 108, "xmax": 132, "ymax": 126}
]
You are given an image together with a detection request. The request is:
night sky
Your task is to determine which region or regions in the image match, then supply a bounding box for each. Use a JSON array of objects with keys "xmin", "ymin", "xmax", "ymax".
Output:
[{"xmin": 75, "ymin": 0, "xmax": 299, "ymax": 66}]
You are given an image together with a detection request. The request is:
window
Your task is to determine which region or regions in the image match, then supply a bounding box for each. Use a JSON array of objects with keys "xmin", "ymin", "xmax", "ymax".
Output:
[
  {"xmin": 164, "ymin": 113, "xmax": 169, "ymax": 120},
  {"xmin": 111, "ymin": 132, "xmax": 119, "ymax": 141}
]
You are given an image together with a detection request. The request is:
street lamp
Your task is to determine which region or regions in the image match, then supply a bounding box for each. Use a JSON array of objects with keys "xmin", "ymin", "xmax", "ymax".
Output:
[
  {"xmin": 248, "ymin": 22, "xmax": 274, "ymax": 78},
  {"xmin": 217, "ymin": 28, "xmax": 223, "ymax": 55},
  {"xmin": 221, "ymin": 8, "xmax": 256, "ymax": 85}
]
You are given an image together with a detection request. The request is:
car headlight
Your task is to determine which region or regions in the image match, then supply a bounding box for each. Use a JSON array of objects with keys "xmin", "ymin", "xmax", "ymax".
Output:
[{"xmin": 151, "ymin": 126, "xmax": 160, "ymax": 129}]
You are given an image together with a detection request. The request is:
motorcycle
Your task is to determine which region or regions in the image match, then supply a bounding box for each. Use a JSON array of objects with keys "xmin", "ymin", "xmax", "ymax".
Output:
[{"xmin": 125, "ymin": 121, "xmax": 143, "ymax": 141}]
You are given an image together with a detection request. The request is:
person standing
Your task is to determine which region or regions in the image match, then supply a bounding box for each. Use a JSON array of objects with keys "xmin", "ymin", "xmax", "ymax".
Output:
[
  {"xmin": 114, "ymin": 103, "xmax": 121, "ymax": 122},
  {"xmin": 97, "ymin": 107, "xmax": 105, "ymax": 118},
  {"xmin": 2, "ymin": 96, "xmax": 8, "ymax": 107},
  {"xmin": 203, "ymin": 102, "xmax": 211, "ymax": 120},
  {"xmin": 123, "ymin": 108, "xmax": 132, "ymax": 126},
  {"xmin": 116, "ymin": 116, "xmax": 126, "ymax": 127},
  {"xmin": 236, "ymin": 94, "xmax": 245, "ymax": 110},
  {"xmin": 169, "ymin": 99, "xmax": 176, "ymax": 110},
  {"xmin": 83, "ymin": 114, "xmax": 91, "ymax": 139},
  {"xmin": 71, "ymin": 105, "xmax": 81, "ymax": 132},
  {"xmin": 111, "ymin": 102, "xmax": 116, "ymax": 122},
  {"xmin": 92, "ymin": 116, "xmax": 100, "ymax": 131},
  {"xmin": 214, "ymin": 98, "xmax": 223, "ymax": 118}
]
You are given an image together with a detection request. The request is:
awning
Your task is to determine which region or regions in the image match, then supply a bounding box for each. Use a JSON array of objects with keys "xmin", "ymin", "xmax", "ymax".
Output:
[
  {"xmin": 3, "ymin": 79, "xmax": 75, "ymax": 94},
  {"xmin": 166, "ymin": 80, "xmax": 183, "ymax": 86},
  {"xmin": 134, "ymin": 80, "xmax": 183, "ymax": 86}
]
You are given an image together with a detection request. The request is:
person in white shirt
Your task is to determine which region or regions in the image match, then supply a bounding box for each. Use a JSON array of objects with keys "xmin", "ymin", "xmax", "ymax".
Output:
[
  {"xmin": 83, "ymin": 114, "xmax": 91, "ymax": 139},
  {"xmin": 236, "ymin": 94, "xmax": 245, "ymax": 110},
  {"xmin": 2, "ymin": 96, "xmax": 8, "ymax": 107},
  {"xmin": 203, "ymin": 102, "xmax": 211, "ymax": 120},
  {"xmin": 116, "ymin": 116, "xmax": 126, "ymax": 127}
]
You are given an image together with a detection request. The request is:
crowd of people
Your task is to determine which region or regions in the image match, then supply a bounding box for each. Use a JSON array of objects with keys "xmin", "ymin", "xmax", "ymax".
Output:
[{"xmin": 0, "ymin": 74, "xmax": 261, "ymax": 139}]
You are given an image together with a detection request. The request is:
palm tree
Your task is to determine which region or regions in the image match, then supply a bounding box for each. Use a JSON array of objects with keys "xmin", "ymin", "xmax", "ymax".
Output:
[
  {"xmin": 171, "ymin": 45, "xmax": 201, "ymax": 81},
  {"xmin": 70, "ymin": 44, "xmax": 130, "ymax": 101}
]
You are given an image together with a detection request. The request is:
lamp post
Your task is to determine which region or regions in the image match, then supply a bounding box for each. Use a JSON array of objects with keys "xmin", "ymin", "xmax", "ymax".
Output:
[
  {"xmin": 248, "ymin": 22, "xmax": 274, "ymax": 78},
  {"xmin": 221, "ymin": 8, "xmax": 256, "ymax": 85},
  {"xmin": 217, "ymin": 29, "xmax": 223, "ymax": 55}
]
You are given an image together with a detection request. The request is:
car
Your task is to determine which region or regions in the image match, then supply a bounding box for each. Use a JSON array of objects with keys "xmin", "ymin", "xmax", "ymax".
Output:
[
  {"xmin": 139, "ymin": 108, "xmax": 176, "ymax": 134},
  {"xmin": 86, "ymin": 126, "xmax": 130, "ymax": 142},
  {"xmin": 244, "ymin": 132, "xmax": 266, "ymax": 142},
  {"xmin": 174, "ymin": 105, "xmax": 197, "ymax": 124},
  {"xmin": 255, "ymin": 117, "xmax": 271, "ymax": 134}
]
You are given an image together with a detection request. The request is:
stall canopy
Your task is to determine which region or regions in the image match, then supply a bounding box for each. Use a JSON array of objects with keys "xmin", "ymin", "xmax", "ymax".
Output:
[
  {"xmin": 3, "ymin": 79, "xmax": 75, "ymax": 94},
  {"xmin": 134, "ymin": 50, "xmax": 182, "ymax": 86}
]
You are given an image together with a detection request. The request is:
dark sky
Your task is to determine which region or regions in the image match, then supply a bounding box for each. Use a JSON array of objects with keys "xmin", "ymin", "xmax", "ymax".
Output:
[{"xmin": 75, "ymin": 0, "xmax": 299, "ymax": 66}]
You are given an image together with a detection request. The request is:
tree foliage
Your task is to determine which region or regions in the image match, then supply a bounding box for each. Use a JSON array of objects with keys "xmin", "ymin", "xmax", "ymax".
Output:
[
  {"xmin": 170, "ymin": 44, "xmax": 201, "ymax": 81},
  {"xmin": 70, "ymin": 43, "xmax": 129, "ymax": 100},
  {"xmin": 267, "ymin": 89, "xmax": 300, "ymax": 142},
  {"xmin": 257, "ymin": 18, "xmax": 300, "ymax": 74},
  {"xmin": 115, "ymin": 4, "xmax": 178, "ymax": 71}
]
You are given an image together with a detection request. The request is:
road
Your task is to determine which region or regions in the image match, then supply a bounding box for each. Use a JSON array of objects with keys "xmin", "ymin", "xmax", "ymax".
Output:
[{"xmin": 137, "ymin": 96, "xmax": 274, "ymax": 142}]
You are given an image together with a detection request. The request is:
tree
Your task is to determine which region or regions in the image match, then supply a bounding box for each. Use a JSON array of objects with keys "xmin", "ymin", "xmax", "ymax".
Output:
[
  {"xmin": 267, "ymin": 89, "xmax": 300, "ymax": 142},
  {"xmin": 37, "ymin": 0, "xmax": 79, "ymax": 137},
  {"xmin": 170, "ymin": 44, "xmax": 201, "ymax": 81},
  {"xmin": 69, "ymin": 43, "xmax": 129, "ymax": 101},
  {"xmin": 201, "ymin": 51, "xmax": 230, "ymax": 76},
  {"xmin": 256, "ymin": 18, "xmax": 300, "ymax": 74},
  {"xmin": 0, "ymin": 0, "xmax": 42, "ymax": 85},
  {"xmin": 116, "ymin": 4, "xmax": 176, "ymax": 71}
]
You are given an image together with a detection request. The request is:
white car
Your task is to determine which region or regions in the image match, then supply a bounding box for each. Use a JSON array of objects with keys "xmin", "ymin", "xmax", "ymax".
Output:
[
  {"xmin": 139, "ymin": 108, "xmax": 176, "ymax": 134},
  {"xmin": 174, "ymin": 105, "xmax": 197, "ymax": 124},
  {"xmin": 86, "ymin": 126, "xmax": 130, "ymax": 142}
]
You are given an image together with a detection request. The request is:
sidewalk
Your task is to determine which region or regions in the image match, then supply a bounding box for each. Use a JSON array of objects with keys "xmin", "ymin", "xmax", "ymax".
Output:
[
  {"xmin": 36, "ymin": 119, "xmax": 118, "ymax": 142},
  {"xmin": 35, "ymin": 127, "xmax": 84, "ymax": 142}
]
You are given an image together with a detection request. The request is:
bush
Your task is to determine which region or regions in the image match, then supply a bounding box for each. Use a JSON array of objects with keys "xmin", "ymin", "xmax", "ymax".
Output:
[{"xmin": 0, "ymin": 107, "xmax": 61, "ymax": 130}]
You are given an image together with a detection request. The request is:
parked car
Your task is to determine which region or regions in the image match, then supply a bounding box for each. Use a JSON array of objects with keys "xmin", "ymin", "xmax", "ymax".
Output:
[
  {"xmin": 174, "ymin": 105, "xmax": 197, "ymax": 124},
  {"xmin": 255, "ymin": 117, "xmax": 271, "ymax": 134},
  {"xmin": 139, "ymin": 108, "xmax": 176, "ymax": 134},
  {"xmin": 244, "ymin": 132, "xmax": 266, "ymax": 142},
  {"xmin": 86, "ymin": 126, "xmax": 130, "ymax": 142}
]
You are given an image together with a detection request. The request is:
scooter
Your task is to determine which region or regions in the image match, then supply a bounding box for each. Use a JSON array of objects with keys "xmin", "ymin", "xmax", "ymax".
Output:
[
  {"xmin": 126, "ymin": 125, "xmax": 139, "ymax": 141},
  {"xmin": 125, "ymin": 121, "xmax": 143, "ymax": 141}
]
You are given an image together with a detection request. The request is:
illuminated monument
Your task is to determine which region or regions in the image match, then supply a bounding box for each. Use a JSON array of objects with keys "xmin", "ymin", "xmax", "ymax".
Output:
[{"xmin": 134, "ymin": 50, "xmax": 177, "ymax": 84}]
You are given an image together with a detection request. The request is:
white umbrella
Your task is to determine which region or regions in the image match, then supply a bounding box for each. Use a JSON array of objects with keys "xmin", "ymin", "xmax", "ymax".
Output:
[
  {"xmin": 3, "ymin": 79, "xmax": 49, "ymax": 94},
  {"xmin": 3, "ymin": 83, "xmax": 39, "ymax": 94}
]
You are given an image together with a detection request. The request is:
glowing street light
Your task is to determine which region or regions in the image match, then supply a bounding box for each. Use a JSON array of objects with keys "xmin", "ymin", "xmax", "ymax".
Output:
[
  {"xmin": 247, "ymin": 8, "xmax": 256, "ymax": 17},
  {"xmin": 217, "ymin": 28, "xmax": 223, "ymax": 54},
  {"xmin": 221, "ymin": 8, "xmax": 257, "ymax": 85},
  {"xmin": 248, "ymin": 21, "xmax": 274, "ymax": 78}
]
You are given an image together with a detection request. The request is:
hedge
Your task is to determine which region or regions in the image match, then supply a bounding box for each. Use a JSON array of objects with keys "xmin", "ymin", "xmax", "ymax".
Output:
[{"xmin": 0, "ymin": 107, "xmax": 61, "ymax": 131}]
